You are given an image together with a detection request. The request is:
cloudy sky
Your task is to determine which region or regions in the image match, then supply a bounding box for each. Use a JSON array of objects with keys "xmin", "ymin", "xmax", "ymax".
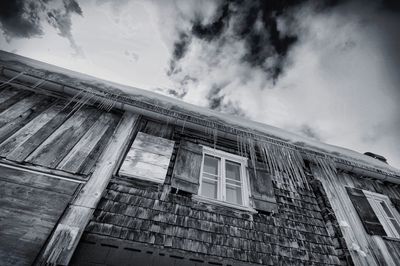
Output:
[{"xmin": 0, "ymin": 0, "xmax": 399, "ymax": 168}]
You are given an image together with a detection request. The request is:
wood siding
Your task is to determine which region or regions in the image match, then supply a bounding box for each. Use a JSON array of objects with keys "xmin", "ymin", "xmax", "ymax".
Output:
[
  {"xmin": 312, "ymin": 166, "xmax": 400, "ymax": 265},
  {"xmin": 0, "ymin": 85, "xmax": 121, "ymax": 176},
  {"xmin": 72, "ymin": 126, "xmax": 341, "ymax": 266},
  {"xmin": 0, "ymin": 165, "xmax": 79, "ymax": 266}
]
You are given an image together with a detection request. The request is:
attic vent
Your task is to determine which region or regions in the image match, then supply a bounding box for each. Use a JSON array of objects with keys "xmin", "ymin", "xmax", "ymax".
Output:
[{"xmin": 364, "ymin": 152, "xmax": 388, "ymax": 164}]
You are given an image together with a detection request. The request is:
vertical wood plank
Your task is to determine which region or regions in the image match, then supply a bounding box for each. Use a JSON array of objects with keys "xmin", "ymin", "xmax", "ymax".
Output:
[
  {"xmin": 75, "ymin": 112, "xmax": 139, "ymax": 207},
  {"xmin": 0, "ymin": 90, "xmax": 31, "ymax": 114},
  {"xmin": 0, "ymin": 95, "xmax": 54, "ymax": 144},
  {"xmin": 0, "ymin": 86, "xmax": 20, "ymax": 105},
  {"xmin": 37, "ymin": 112, "xmax": 139, "ymax": 265},
  {"xmin": 0, "ymin": 93, "xmax": 46, "ymax": 128},
  {"xmin": 56, "ymin": 112, "xmax": 120, "ymax": 174},
  {"xmin": 0, "ymin": 102, "xmax": 65, "ymax": 157},
  {"xmin": 0, "ymin": 165, "xmax": 78, "ymax": 266},
  {"xmin": 5, "ymin": 104, "xmax": 72, "ymax": 163},
  {"xmin": 142, "ymin": 120, "xmax": 174, "ymax": 139},
  {"xmin": 26, "ymin": 107, "xmax": 101, "ymax": 168},
  {"xmin": 78, "ymin": 114, "xmax": 121, "ymax": 175}
]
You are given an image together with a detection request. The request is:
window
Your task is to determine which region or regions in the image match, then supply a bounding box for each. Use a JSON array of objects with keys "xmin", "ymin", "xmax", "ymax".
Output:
[
  {"xmin": 198, "ymin": 146, "xmax": 250, "ymax": 207},
  {"xmin": 363, "ymin": 190, "xmax": 400, "ymax": 238}
]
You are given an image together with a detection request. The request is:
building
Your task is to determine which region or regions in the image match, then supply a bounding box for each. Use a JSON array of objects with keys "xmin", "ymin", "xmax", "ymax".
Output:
[{"xmin": 0, "ymin": 50, "xmax": 400, "ymax": 265}]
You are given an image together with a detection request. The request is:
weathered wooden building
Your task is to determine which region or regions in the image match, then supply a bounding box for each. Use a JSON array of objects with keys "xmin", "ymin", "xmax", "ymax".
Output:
[{"xmin": 0, "ymin": 50, "xmax": 400, "ymax": 266}]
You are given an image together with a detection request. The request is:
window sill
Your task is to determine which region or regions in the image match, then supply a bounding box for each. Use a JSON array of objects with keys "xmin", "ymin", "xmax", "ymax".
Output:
[
  {"xmin": 382, "ymin": 236, "xmax": 400, "ymax": 242},
  {"xmin": 118, "ymin": 173, "xmax": 165, "ymax": 184},
  {"xmin": 192, "ymin": 195, "xmax": 257, "ymax": 214}
]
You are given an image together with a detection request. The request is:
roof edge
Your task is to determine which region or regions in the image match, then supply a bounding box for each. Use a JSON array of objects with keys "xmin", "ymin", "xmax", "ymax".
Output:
[{"xmin": 0, "ymin": 50, "xmax": 399, "ymax": 179}]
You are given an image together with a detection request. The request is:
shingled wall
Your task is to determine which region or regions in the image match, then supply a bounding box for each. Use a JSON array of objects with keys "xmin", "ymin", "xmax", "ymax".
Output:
[{"xmin": 71, "ymin": 120, "xmax": 342, "ymax": 265}]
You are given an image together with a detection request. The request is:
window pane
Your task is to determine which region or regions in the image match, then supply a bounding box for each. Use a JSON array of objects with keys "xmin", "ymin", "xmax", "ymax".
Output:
[
  {"xmin": 226, "ymin": 185, "xmax": 242, "ymax": 205},
  {"xmin": 203, "ymin": 173, "xmax": 218, "ymax": 180},
  {"xmin": 226, "ymin": 178, "xmax": 241, "ymax": 186},
  {"xmin": 226, "ymin": 160, "xmax": 241, "ymax": 181},
  {"xmin": 204, "ymin": 155, "xmax": 219, "ymax": 175},
  {"xmin": 390, "ymin": 219, "xmax": 400, "ymax": 235},
  {"xmin": 201, "ymin": 179, "xmax": 217, "ymax": 199},
  {"xmin": 380, "ymin": 202, "xmax": 394, "ymax": 218}
]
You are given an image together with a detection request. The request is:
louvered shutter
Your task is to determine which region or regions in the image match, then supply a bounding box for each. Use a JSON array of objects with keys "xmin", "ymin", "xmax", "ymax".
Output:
[
  {"xmin": 346, "ymin": 187, "xmax": 386, "ymax": 236},
  {"xmin": 171, "ymin": 140, "xmax": 203, "ymax": 194},
  {"xmin": 248, "ymin": 161, "xmax": 277, "ymax": 213}
]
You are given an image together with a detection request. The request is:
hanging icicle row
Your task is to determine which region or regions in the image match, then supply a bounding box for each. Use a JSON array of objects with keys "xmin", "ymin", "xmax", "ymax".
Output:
[
  {"xmin": 254, "ymin": 140, "xmax": 309, "ymax": 190},
  {"xmin": 314, "ymin": 156, "xmax": 338, "ymax": 181},
  {"xmin": 62, "ymin": 87, "xmax": 121, "ymax": 114},
  {"xmin": 180, "ymin": 115, "xmax": 187, "ymax": 134},
  {"xmin": 0, "ymin": 71, "xmax": 25, "ymax": 88},
  {"xmin": 247, "ymin": 133, "xmax": 257, "ymax": 175}
]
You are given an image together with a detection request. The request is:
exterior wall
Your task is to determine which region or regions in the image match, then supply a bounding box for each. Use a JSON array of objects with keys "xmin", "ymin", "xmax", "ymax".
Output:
[
  {"xmin": 312, "ymin": 166, "xmax": 400, "ymax": 265},
  {"xmin": 0, "ymin": 84, "xmax": 123, "ymax": 266},
  {"xmin": 0, "ymin": 165, "xmax": 79, "ymax": 265},
  {"xmin": 0, "ymin": 85, "xmax": 122, "ymax": 177},
  {"xmin": 71, "ymin": 120, "xmax": 341, "ymax": 265},
  {"xmin": 1, "ymin": 76, "xmax": 399, "ymax": 265}
]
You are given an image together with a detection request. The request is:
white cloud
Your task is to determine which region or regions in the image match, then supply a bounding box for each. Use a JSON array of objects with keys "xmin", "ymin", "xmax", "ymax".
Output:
[
  {"xmin": 1, "ymin": 0, "xmax": 398, "ymax": 168},
  {"xmin": 161, "ymin": 1, "xmax": 400, "ymax": 167}
]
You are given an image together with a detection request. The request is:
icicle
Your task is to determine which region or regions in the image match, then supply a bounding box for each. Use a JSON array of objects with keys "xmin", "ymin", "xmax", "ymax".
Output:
[
  {"xmin": 254, "ymin": 140, "xmax": 310, "ymax": 190},
  {"xmin": 63, "ymin": 89, "xmax": 85, "ymax": 110},
  {"xmin": 180, "ymin": 116, "xmax": 187, "ymax": 134},
  {"xmin": 236, "ymin": 134, "xmax": 241, "ymax": 157},
  {"xmin": 30, "ymin": 79, "xmax": 46, "ymax": 90},
  {"xmin": 68, "ymin": 90, "xmax": 95, "ymax": 116},
  {"xmin": 0, "ymin": 71, "xmax": 25, "ymax": 88},
  {"xmin": 247, "ymin": 133, "xmax": 257, "ymax": 175},
  {"xmin": 315, "ymin": 156, "xmax": 337, "ymax": 181},
  {"xmin": 212, "ymin": 123, "xmax": 218, "ymax": 149},
  {"xmin": 238, "ymin": 133, "xmax": 243, "ymax": 158}
]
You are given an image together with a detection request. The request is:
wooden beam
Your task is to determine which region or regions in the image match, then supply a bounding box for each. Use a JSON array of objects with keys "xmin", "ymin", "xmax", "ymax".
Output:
[{"xmin": 35, "ymin": 112, "xmax": 139, "ymax": 265}]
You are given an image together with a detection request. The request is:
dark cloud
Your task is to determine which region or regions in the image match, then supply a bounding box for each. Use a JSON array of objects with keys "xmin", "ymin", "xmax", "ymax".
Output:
[
  {"xmin": 207, "ymin": 84, "xmax": 224, "ymax": 110},
  {"xmin": 0, "ymin": 0, "xmax": 44, "ymax": 39},
  {"xmin": 156, "ymin": 75, "xmax": 197, "ymax": 99},
  {"xmin": 205, "ymin": 83, "xmax": 246, "ymax": 116},
  {"xmin": 168, "ymin": 31, "xmax": 191, "ymax": 76},
  {"xmin": 0, "ymin": 0, "xmax": 83, "ymax": 55},
  {"xmin": 168, "ymin": 0, "xmax": 400, "ymax": 84},
  {"xmin": 156, "ymin": 87, "xmax": 187, "ymax": 99},
  {"xmin": 168, "ymin": 0, "xmax": 315, "ymax": 82},
  {"xmin": 192, "ymin": 1, "xmax": 230, "ymax": 41},
  {"xmin": 63, "ymin": 0, "xmax": 82, "ymax": 15},
  {"xmin": 381, "ymin": 0, "xmax": 400, "ymax": 11},
  {"xmin": 46, "ymin": 0, "xmax": 83, "ymax": 55}
]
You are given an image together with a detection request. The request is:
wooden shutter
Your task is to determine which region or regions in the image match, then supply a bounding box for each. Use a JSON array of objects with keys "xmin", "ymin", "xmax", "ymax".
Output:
[
  {"xmin": 119, "ymin": 132, "xmax": 175, "ymax": 183},
  {"xmin": 346, "ymin": 187, "xmax": 387, "ymax": 236},
  {"xmin": 248, "ymin": 161, "xmax": 277, "ymax": 213},
  {"xmin": 171, "ymin": 140, "xmax": 203, "ymax": 194},
  {"xmin": 389, "ymin": 197, "xmax": 400, "ymax": 214}
]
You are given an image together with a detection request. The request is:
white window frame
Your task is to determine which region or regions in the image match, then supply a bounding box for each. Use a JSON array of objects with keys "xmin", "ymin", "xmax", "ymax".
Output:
[
  {"xmin": 195, "ymin": 145, "xmax": 253, "ymax": 211},
  {"xmin": 363, "ymin": 190, "xmax": 400, "ymax": 238}
]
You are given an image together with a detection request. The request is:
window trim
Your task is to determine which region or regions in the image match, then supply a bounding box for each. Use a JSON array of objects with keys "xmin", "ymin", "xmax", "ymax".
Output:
[
  {"xmin": 197, "ymin": 146, "xmax": 252, "ymax": 210},
  {"xmin": 363, "ymin": 190, "xmax": 400, "ymax": 238}
]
